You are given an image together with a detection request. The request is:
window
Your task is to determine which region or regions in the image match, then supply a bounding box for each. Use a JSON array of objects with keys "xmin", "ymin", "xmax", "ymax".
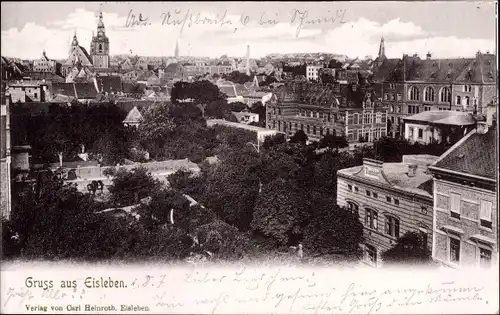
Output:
[
  {"xmin": 397, "ymin": 94, "xmax": 402, "ymax": 101},
  {"xmin": 409, "ymin": 127, "xmax": 414, "ymax": 138},
  {"xmin": 394, "ymin": 199, "xmax": 399, "ymax": 206},
  {"xmin": 464, "ymin": 96, "xmax": 470, "ymax": 106},
  {"xmin": 366, "ymin": 245, "xmax": 377, "ymax": 263},
  {"xmin": 408, "ymin": 86, "xmax": 419, "ymax": 101},
  {"xmin": 373, "ymin": 192, "xmax": 378, "ymax": 198},
  {"xmin": 386, "ymin": 196, "xmax": 391, "ymax": 203},
  {"xmin": 313, "ymin": 126, "xmax": 316, "ymax": 135},
  {"xmin": 464, "ymin": 85, "xmax": 472, "ymax": 92},
  {"xmin": 418, "ymin": 128, "xmax": 423, "ymax": 139},
  {"xmin": 347, "ymin": 202, "xmax": 359, "ymax": 215},
  {"xmin": 450, "ymin": 237, "xmax": 460, "ymax": 263},
  {"xmin": 385, "ymin": 216, "xmax": 400, "ymax": 238},
  {"xmin": 421, "ymin": 206, "xmax": 428, "ymax": 215},
  {"xmin": 479, "ymin": 200, "xmax": 492, "ymax": 229},
  {"xmin": 365, "ymin": 209, "xmax": 378, "ymax": 230},
  {"xmin": 366, "ymin": 190, "xmax": 371, "ymax": 197},
  {"xmin": 307, "ymin": 125, "xmax": 310, "ymax": 133},
  {"xmin": 424, "ymin": 87, "xmax": 435, "ymax": 102},
  {"xmin": 354, "ymin": 186, "xmax": 359, "ymax": 193},
  {"xmin": 456, "ymin": 95, "xmax": 461, "ymax": 105},
  {"xmin": 348, "ymin": 184, "xmax": 353, "ymax": 191},
  {"xmin": 479, "ymin": 248, "xmax": 492, "ymax": 267},
  {"xmin": 384, "ymin": 93, "xmax": 388, "ymax": 100},
  {"xmin": 450, "ymin": 193, "xmax": 461, "ymax": 219},
  {"xmin": 440, "ymin": 87, "xmax": 451, "ymax": 103}
]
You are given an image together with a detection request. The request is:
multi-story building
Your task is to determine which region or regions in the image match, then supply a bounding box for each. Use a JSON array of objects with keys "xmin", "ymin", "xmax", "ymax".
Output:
[
  {"xmin": 183, "ymin": 65, "xmax": 234, "ymax": 77},
  {"xmin": 429, "ymin": 120, "xmax": 497, "ymax": 268},
  {"xmin": 7, "ymin": 80, "xmax": 49, "ymax": 103},
  {"xmin": 337, "ymin": 155, "xmax": 438, "ymax": 267},
  {"xmin": 372, "ymin": 37, "xmax": 497, "ymax": 138},
  {"xmin": 33, "ymin": 51, "xmax": 61, "ymax": 74},
  {"xmin": 306, "ymin": 65, "xmax": 322, "ymax": 81},
  {"xmin": 266, "ymin": 80, "xmax": 388, "ymax": 142},
  {"xmin": 1, "ymin": 91, "xmax": 11, "ymax": 219},
  {"xmin": 403, "ymin": 110, "xmax": 477, "ymax": 145}
]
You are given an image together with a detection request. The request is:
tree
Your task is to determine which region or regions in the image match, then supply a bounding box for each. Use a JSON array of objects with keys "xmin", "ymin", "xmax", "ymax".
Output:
[
  {"xmin": 108, "ymin": 166, "xmax": 162, "ymax": 206},
  {"xmin": 203, "ymin": 151, "xmax": 260, "ymax": 231},
  {"xmin": 136, "ymin": 188, "xmax": 190, "ymax": 229},
  {"xmin": 328, "ymin": 59, "xmax": 343, "ymax": 69},
  {"xmin": 319, "ymin": 134, "xmax": 349, "ymax": 151},
  {"xmin": 303, "ymin": 203, "xmax": 364, "ymax": 257},
  {"xmin": 382, "ymin": 231, "xmax": 432, "ymax": 266},
  {"xmin": 195, "ymin": 220, "xmax": 250, "ymax": 259},
  {"xmin": 137, "ymin": 102, "xmax": 176, "ymax": 152},
  {"xmin": 171, "ymin": 80, "xmax": 227, "ymax": 117},
  {"xmin": 290, "ymin": 130, "xmax": 308, "ymax": 145},
  {"xmin": 222, "ymin": 71, "xmax": 252, "ymax": 84},
  {"xmin": 251, "ymin": 178, "xmax": 311, "ymax": 245},
  {"xmin": 230, "ymin": 101, "xmax": 248, "ymax": 112},
  {"xmin": 262, "ymin": 133, "xmax": 286, "ymax": 150}
]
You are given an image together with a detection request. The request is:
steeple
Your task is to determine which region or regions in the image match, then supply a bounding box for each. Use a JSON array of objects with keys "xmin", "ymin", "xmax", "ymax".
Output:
[
  {"xmin": 175, "ymin": 39, "xmax": 180, "ymax": 59},
  {"xmin": 246, "ymin": 44, "xmax": 250, "ymax": 76},
  {"xmin": 97, "ymin": 10, "xmax": 105, "ymax": 37},
  {"xmin": 71, "ymin": 31, "xmax": 79, "ymax": 47},
  {"xmin": 378, "ymin": 35, "xmax": 385, "ymax": 59}
]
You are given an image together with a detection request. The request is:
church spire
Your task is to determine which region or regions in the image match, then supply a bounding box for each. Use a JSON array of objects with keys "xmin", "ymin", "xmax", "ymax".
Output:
[
  {"xmin": 378, "ymin": 35, "xmax": 385, "ymax": 59},
  {"xmin": 71, "ymin": 31, "xmax": 79, "ymax": 47},
  {"xmin": 175, "ymin": 39, "xmax": 180, "ymax": 59}
]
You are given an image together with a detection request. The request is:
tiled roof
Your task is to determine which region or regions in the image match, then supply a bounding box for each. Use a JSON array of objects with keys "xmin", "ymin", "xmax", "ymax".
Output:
[
  {"xmin": 22, "ymin": 72, "xmax": 65, "ymax": 83},
  {"xmin": 455, "ymin": 53, "xmax": 496, "ymax": 84},
  {"xmin": 97, "ymin": 76, "xmax": 122, "ymax": 93},
  {"xmin": 51, "ymin": 83, "xmax": 76, "ymax": 97},
  {"xmin": 136, "ymin": 70, "xmax": 155, "ymax": 81},
  {"xmin": 74, "ymin": 83, "xmax": 98, "ymax": 99},
  {"xmin": 372, "ymin": 58, "xmax": 402, "ymax": 82},
  {"xmin": 123, "ymin": 106, "xmax": 144, "ymax": 124},
  {"xmin": 403, "ymin": 111, "xmax": 476, "ymax": 126},
  {"xmin": 434, "ymin": 126, "xmax": 496, "ymax": 179}
]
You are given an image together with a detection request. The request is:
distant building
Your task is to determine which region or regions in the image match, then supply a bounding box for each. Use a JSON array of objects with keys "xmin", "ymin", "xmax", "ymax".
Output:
[
  {"xmin": 89, "ymin": 11, "xmax": 110, "ymax": 69},
  {"xmin": 429, "ymin": 120, "xmax": 497, "ymax": 268},
  {"xmin": 372, "ymin": 37, "xmax": 497, "ymax": 138},
  {"xmin": 337, "ymin": 155, "xmax": 438, "ymax": 267},
  {"xmin": 1, "ymin": 92, "xmax": 11, "ymax": 219},
  {"xmin": 232, "ymin": 111, "xmax": 259, "ymax": 124},
  {"xmin": 33, "ymin": 50, "xmax": 61, "ymax": 74},
  {"xmin": 123, "ymin": 106, "xmax": 144, "ymax": 128},
  {"xmin": 403, "ymin": 111, "xmax": 477, "ymax": 145},
  {"xmin": 267, "ymin": 81, "xmax": 388, "ymax": 142},
  {"xmin": 207, "ymin": 119, "xmax": 282, "ymax": 148},
  {"xmin": 62, "ymin": 32, "xmax": 93, "ymax": 76},
  {"xmin": 8, "ymin": 80, "xmax": 49, "ymax": 103},
  {"xmin": 306, "ymin": 65, "xmax": 322, "ymax": 81}
]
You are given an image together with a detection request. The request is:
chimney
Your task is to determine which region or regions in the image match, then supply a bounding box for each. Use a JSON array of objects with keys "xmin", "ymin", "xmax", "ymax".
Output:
[
  {"xmin": 408, "ymin": 164, "xmax": 418, "ymax": 177},
  {"xmin": 476, "ymin": 121, "xmax": 489, "ymax": 134},
  {"xmin": 426, "ymin": 52, "xmax": 432, "ymax": 60}
]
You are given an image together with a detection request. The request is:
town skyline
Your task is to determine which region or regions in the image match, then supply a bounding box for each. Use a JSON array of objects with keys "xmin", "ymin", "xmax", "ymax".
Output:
[{"xmin": 1, "ymin": 1, "xmax": 497, "ymax": 60}]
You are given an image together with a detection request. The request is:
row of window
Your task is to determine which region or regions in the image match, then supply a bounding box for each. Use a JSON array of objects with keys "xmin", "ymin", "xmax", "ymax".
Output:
[
  {"xmin": 356, "ymin": 205, "xmax": 401, "ymax": 238},
  {"xmin": 346, "ymin": 128, "xmax": 386, "ymax": 142},
  {"xmin": 386, "ymin": 85, "xmax": 475, "ymax": 103},
  {"xmin": 347, "ymin": 112, "xmax": 386, "ymax": 125},
  {"xmin": 271, "ymin": 120, "xmax": 334, "ymax": 136},
  {"xmin": 449, "ymin": 237, "xmax": 492, "ymax": 267},
  {"xmin": 297, "ymin": 109, "xmax": 332, "ymax": 122},
  {"xmin": 347, "ymin": 185, "xmax": 400, "ymax": 206},
  {"xmin": 408, "ymin": 127, "xmax": 423, "ymax": 139},
  {"xmin": 449, "ymin": 193, "xmax": 493, "ymax": 229}
]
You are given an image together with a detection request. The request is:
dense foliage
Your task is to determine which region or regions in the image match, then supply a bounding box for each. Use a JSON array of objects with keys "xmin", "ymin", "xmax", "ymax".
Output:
[{"xmin": 382, "ymin": 231, "xmax": 433, "ymax": 266}]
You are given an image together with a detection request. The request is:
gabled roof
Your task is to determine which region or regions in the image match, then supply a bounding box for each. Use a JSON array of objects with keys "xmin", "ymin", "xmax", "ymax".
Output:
[
  {"xmin": 433, "ymin": 126, "xmax": 496, "ymax": 179},
  {"xmin": 22, "ymin": 72, "xmax": 65, "ymax": 83},
  {"xmin": 123, "ymin": 106, "xmax": 144, "ymax": 124},
  {"xmin": 372, "ymin": 58, "xmax": 400, "ymax": 82},
  {"xmin": 97, "ymin": 76, "xmax": 123, "ymax": 93},
  {"xmin": 136, "ymin": 70, "xmax": 155, "ymax": 81},
  {"xmin": 454, "ymin": 53, "xmax": 496, "ymax": 84},
  {"xmin": 74, "ymin": 83, "xmax": 98, "ymax": 99}
]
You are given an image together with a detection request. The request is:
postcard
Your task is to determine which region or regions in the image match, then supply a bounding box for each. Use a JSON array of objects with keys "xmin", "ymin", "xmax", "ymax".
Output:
[{"xmin": 1, "ymin": 1, "xmax": 498, "ymax": 314}]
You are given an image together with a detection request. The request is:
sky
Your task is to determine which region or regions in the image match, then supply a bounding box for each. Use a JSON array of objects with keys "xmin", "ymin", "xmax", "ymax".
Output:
[{"xmin": 0, "ymin": 1, "xmax": 497, "ymax": 60}]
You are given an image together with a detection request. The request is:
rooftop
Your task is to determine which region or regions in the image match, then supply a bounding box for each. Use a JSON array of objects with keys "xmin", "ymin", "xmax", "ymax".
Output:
[
  {"xmin": 433, "ymin": 126, "xmax": 496, "ymax": 180},
  {"xmin": 403, "ymin": 110, "xmax": 476, "ymax": 126},
  {"xmin": 207, "ymin": 119, "xmax": 280, "ymax": 134},
  {"xmin": 338, "ymin": 154, "xmax": 439, "ymax": 197}
]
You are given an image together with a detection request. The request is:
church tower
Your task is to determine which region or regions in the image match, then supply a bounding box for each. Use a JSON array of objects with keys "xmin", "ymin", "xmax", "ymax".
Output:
[
  {"xmin": 175, "ymin": 39, "xmax": 180, "ymax": 59},
  {"xmin": 90, "ymin": 11, "xmax": 110, "ymax": 68},
  {"xmin": 378, "ymin": 36, "xmax": 386, "ymax": 59}
]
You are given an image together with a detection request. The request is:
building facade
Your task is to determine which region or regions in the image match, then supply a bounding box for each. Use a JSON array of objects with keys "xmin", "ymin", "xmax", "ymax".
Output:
[
  {"xmin": 306, "ymin": 65, "xmax": 322, "ymax": 81},
  {"xmin": 8, "ymin": 80, "xmax": 49, "ymax": 103},
  {"xmin": 266, "ymin": 81, "xmax": 388, "ymax": 142},
  {"xmin": 337, "ymin": 155, "xmax": 437, "ymax": 267},
  {"xmin": 403, "ymin": 111, "xmax": 476, "ymax": 145},
  {"xmin": 1, "ymin": 91, "xmax": 11, "ymax": 219},
  {"xmin": 429, "ymin": 122, "xmax": 497, "ymax": 268},
  {"xmin": 33, "ymin": 51, "xmax": 61, "ymax": 73},
  {"xmin": 372, "ymin": 37, "xmax": 497, "ymax": 138}
]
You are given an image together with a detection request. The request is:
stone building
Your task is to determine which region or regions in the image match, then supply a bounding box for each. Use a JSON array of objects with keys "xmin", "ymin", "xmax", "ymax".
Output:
[
  {"xmin": 89, "ymin": 11, "xmax": 110, "ymax": 69},
  {"xmin": 429, "ymin": 120, "xmax": 497, "ymax": 268},
  {"xmin": 33, "ymin": 50, "xmax": 61, "ymax": 74},
  {"xmin": 266, "ymin": 80, "xmax": 388, "ymax": 142},
  {"xmin": 337, "ymin": 155, "xmax": 438, "ymax": 267},
  {"xmin": 372, "ymin": 37, "xmax": 497, "ymax": 138}
]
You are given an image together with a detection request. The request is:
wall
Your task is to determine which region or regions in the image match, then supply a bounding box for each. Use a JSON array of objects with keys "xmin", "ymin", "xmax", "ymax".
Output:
[
  {"xmin": 404, "ymin": 122, "xmax": 440, "ymax": 144},
  {"xmin": 432, "ymin": 178, "xmax": 497, "ymax": 268},
  {"xmin": 337, "ymin": 172, "xmax": 433, "ymax": 267}
]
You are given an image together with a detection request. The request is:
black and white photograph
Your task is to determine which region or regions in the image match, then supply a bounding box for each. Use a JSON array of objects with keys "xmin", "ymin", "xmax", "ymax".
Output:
[{"xmin": 0, "ymin": 1, "xmax": 498, "ymax": 314}]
